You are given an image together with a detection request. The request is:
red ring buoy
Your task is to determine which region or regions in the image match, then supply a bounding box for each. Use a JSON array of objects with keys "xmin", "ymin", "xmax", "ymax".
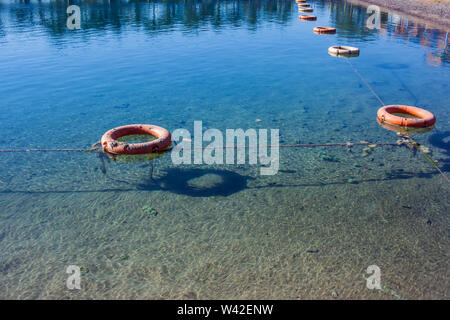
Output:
[
  {"xmin": 313, "ymin": 27, "xmax": 337, "ymax": 34},
  {"xmin": 377, "ymin": 105, "xmax": 436, "ymax": 128},
  {"xmin": 101, "ymin": 124, "xmax": 172, "ymax": 155},
  {"xmin": 299, "ymin": 8, "xmax": 313, "ymax": 12},
  {"xmin": 299, "ymin": 15, "xmax": 317, "ymax": 21},
  {"xmin": 376, "ymin": 117, "xmax": 434, "ymax": 134}
]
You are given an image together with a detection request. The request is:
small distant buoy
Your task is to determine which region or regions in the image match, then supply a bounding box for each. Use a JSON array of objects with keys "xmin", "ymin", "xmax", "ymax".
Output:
[
  {"xmin": 101, "ymin": 124, "xmax": 172, "ymax": 155},
  {"xmin": 313, "ymin": 27, "xmax": 336, "ymax": 34},
  {"xmin": 299, "ymin": 15, "xmax": 317, "ymax": 21},
  {"xmin": 298, "ymin": 3, "xmax": 310, "ymax": 7},
  {"xmin": 377, "ymin": 105, "xmax": 436, "ymax": 128},
  {"xmin": 328, "ymin": 45, "xmax": 360, "ymax": 57},
  {"xmin": 299, "ymin": 8, "xmax": 313, "ymax": 12}
]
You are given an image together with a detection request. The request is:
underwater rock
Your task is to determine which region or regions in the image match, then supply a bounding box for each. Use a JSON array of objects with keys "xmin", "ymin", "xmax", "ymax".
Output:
[
  {"xmin": 279, "ymin": 169, "xmax": 296, "ymax": 174},
  {"xmin": 104, "ymin": 253, "xmax": 115, "ymax": 259},
  {"xmin": 362, "ymin": 147, "xmax": 371, "ymax": 157},
  {"xmin": 318, "ymin": 152, "xmax": 339, "ymax": 162},
  {"xmin": 80, "ymin": 266, "xmax": 89, "ymax": 273},
  {"xmin": 142, "ymin": 205, "xmax": 158, "ymax": 216},
  {"xmin": 362, "ymin": 144, "xmax": 377, "ymax": 157},
  {"xmin": 182, "ymin": 291, "xmax": 198, "ymax": 299}
]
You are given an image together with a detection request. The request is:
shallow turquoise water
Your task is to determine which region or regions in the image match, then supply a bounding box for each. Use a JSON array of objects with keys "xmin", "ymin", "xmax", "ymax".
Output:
[{"xmin": 0, "ymin": 0, "xmax": 449, "ymax": 299}]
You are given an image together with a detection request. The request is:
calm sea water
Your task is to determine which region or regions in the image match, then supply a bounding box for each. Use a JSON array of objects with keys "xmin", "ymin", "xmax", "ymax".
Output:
[{"xmin": 0, "ymin": 0, "xmax": 449, "ymax": 299}]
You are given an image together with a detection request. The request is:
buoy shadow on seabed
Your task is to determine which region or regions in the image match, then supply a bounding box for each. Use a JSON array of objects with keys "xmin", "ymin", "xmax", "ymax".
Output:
[{"xmin": 138, "ymin": 167, "xmax": 254, "ymax": 197}]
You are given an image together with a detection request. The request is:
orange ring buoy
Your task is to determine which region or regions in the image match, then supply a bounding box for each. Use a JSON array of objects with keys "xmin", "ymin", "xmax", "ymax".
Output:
[
  {"xmin": 295, "ymin": 0, "xmax": 307, "ymax": 3},
  {"xmin": 299, "ymin": 15, "xmax": 317, "ymax": 21},
  {"xmin": 377, "ymin": 105, "xmax": 436, "ymax": 128},
  {"xmin": 376, "ymin": 117, "xmax": 434, "ymax": 134},
  {"xmin": 298, "ymin": 3, "xmax": 310, "ymax": 7},
  {"xmin": 313, "ymin": 27, "xmax": 336, "ymax": 34},
  {"xmin": 299, "ymin": 8, "xmax": 313, "ymax": 12},
  {"xmin": 101, "ymin": 124, "xmax": 172, "ymax": 155}
]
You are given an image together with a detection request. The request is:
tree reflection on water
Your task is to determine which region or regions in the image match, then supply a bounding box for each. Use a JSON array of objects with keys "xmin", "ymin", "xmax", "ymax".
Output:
[{"xmin": 1, "ymin": 0, "xmax": 447, "ymax": 65}]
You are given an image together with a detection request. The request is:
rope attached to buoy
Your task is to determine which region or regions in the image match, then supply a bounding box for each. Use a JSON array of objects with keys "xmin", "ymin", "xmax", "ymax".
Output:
[
  {"xmin": 0, "ymin": 141, "xmax": 396, "ymax": 153},
  {"xmin": 0, "ymin": 148, "xmax": 95, "ymax": 153},
  {"xmin": 341, "ymin": 59, "xmax": 448, "ymax": 183}
]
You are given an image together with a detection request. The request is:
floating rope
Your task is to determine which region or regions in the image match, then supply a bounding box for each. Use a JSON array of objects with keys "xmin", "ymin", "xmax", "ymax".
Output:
[
  {"xmin": 0, "ymin": 140, "xmax": 447, "ymax": 182},
  {"xmin": 398, "ymin": 134, "xmax": 450, "ymax": 183},
  {"xmin": 344, "ymin": 58, "xmax": 449, "ymax": 183},
  {"xmin": 0, "ymin": 148, "xmax": 95, "ymax": 153},
  {"xmin": 188, "ymin": 142, "xmax": 396, "ymax": 149},
  {"xmin": 344, "ymin": 58, "xmax": 386, "ymax": 106},
  {"xmin": 0, "ymin": 141, "xmax": 396, "ymax": 153}
]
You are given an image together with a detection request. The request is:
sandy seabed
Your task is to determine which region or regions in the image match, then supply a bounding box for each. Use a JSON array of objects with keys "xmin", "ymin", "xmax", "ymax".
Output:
[{"xmin": 1, "ymin": 139, "xmax": 449, "ymax": 300}]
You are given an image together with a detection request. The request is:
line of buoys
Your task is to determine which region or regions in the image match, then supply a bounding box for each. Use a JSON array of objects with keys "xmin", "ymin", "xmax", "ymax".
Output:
[
  {"xmin": 293, "ymin": 1, "xmax": 440, "ymax": 184},
  {"xmin": 328, "ymin": 45, "xmax": 360, "ymax": 57},
  {"xmin": 299, "ymin": 15, "xmax": 317, "ymax": 21},
  {"xmin": 295, "ymin": 1, "xmax": 358, "ymax": 56},
  {"xmin": 297, "ymin": 0, "xmax": 316, "ymax": 23},
  {"xmin": 313, "ymin": 26, "xmax": 336, "ymax": 34}
]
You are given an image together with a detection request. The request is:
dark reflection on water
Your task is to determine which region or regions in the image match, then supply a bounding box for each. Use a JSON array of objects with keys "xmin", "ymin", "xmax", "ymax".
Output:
[
  {"xmin": 0, "ymin": 0, "xmax": 448, "ymax": 65},
  {"xmin": 319, "ymin": 0, "xmax": 449, "ymax": 66},
  {"xmin": 2, "ymin": 0, "xmax": 296, "ymax": 36}
]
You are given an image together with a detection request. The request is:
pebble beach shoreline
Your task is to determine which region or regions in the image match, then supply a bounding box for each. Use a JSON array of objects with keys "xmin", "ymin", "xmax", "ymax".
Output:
[{"xmin": 347, "ymin": 0, "xmax": 450, "ymax": 31}]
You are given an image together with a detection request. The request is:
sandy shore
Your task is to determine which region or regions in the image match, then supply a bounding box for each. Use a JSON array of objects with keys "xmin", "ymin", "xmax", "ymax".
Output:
[{"xmin": 347, "ymin": 0, "xmax": 450, "ymax": 31}]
